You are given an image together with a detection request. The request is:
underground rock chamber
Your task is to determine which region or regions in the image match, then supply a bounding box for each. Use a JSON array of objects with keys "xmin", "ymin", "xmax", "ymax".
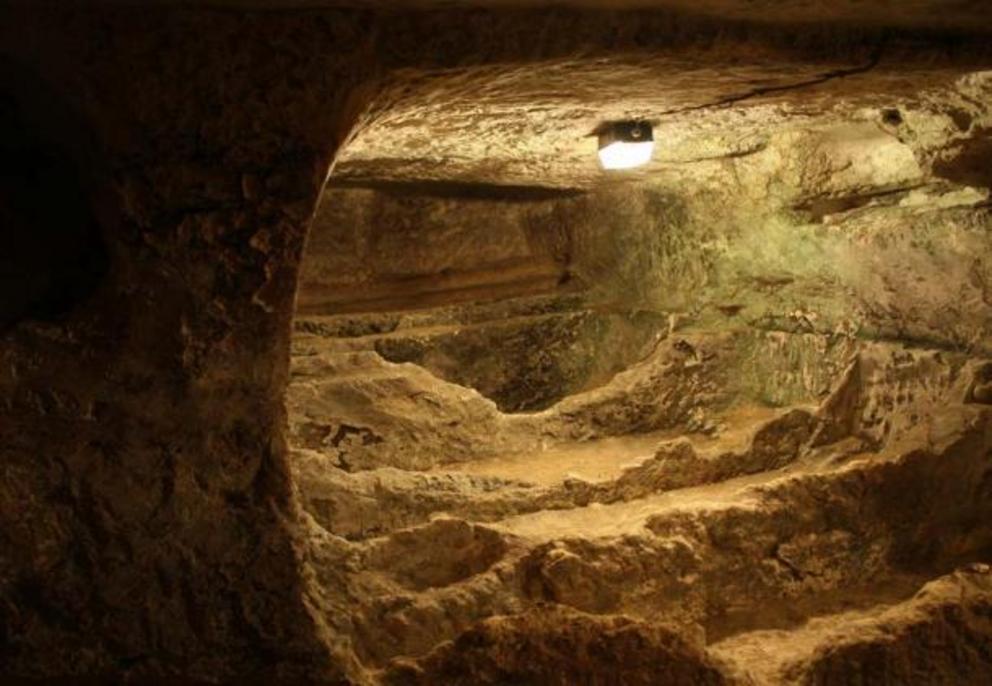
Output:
[
  {"xmin": 2, "ymin": 4, "xmax": 992, "ymax": 685},
  {"xmin": 287, "ymin": 60, "xmax": 992, "ymax": 684}
]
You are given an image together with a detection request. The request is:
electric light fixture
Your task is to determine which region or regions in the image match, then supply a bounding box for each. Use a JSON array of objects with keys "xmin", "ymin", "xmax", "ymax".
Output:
[{"xmin": 598, "ymin": 121, "xmax": 654, "ymax": 170}]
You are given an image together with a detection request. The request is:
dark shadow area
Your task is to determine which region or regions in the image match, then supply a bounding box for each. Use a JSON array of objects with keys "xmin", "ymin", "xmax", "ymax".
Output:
[
  {"xmin": 932, "ymin": 128, "xmax": 992, "ymax": 190},
  {"xmin": 332, "ymin": 178, "xmax": 586, "ymax": 202},
  {"xmin": 0, "ymin": 60, "xmax": 107, "ymax": 331}
]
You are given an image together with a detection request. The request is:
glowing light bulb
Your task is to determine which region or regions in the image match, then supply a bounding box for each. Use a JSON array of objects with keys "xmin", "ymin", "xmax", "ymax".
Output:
[
  {"xmin": 598, "ymin": 140, "xmax": 655, "ymax": 170},
  {"xmin": 597, "ymin": 121, "xmax": 654, "ymax": 170}
]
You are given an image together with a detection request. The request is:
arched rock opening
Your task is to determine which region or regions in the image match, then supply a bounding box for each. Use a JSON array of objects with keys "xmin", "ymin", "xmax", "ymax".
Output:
[{"xmin": 287, "ymin": 38, "xmax": 992, "ymax": 684}]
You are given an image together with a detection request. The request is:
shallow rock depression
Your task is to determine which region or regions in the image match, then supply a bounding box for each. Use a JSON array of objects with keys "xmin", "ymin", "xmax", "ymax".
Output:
[{"xmin": 2, "ymin": 1, "xmax": 992, "ymax": 684}]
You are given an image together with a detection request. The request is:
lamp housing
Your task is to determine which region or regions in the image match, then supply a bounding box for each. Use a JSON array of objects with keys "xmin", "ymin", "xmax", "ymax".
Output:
[{"xmin": 598, "ymin": 121, "xmax": 654, "ymax": 170}]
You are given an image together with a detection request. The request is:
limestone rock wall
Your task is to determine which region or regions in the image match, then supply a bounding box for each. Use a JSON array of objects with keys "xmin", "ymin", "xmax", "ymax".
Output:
[
  {"xmin": 558, "ymin": 118, "xmax": 992, "ymax": 355},
  {"xmin": 0, "ymin": 5, "xmax": 368, "ymax": 681},
  {"xmin": 298, "ymin": 186, "xmax": 577, "ymax": 314}
]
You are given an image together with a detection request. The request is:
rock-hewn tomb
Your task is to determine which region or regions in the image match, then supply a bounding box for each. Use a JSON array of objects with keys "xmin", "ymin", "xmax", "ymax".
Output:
[{"xmin": 2, "ymin": 1, "xmax": 992, "ymax": 683}]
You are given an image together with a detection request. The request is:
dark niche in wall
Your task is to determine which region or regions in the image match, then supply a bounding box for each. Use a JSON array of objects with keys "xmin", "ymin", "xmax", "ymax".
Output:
[{"xmin": 0, "ymin": 63, "xmax": 108, "ymax": 331}]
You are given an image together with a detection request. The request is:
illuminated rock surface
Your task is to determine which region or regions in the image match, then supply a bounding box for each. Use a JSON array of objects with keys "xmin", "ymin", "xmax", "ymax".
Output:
[{"xmin": 1, "ymin": 1, "xmax": 991, "ymax": 683}]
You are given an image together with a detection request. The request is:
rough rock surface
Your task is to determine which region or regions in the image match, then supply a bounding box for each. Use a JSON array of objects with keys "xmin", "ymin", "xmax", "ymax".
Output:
[
  {"xmin": 711, "ymin": 566, "xmax": 992, "ymax": 685},
  {"xmin": 1, "ymin": 1, "xmax": 991, "ymax": 684},
  {"xmin": 384, "ymin": 604, "xmax": 731, "ymax": 686},
  {"xmin": 294, "ymin": 294, "xmax": 667, "ymax": 413}
]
